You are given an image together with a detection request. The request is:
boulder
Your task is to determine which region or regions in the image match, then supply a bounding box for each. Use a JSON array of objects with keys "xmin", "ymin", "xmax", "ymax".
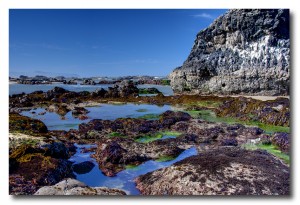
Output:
[
  {"xmin": 42, "ymin": 142, "xmax": 70, "ymax": 159},
  {"xmin": 72, "ymin": 161, "xmax": 95, "ymax": 174},
  {"xmin": 135, "ymin": 147, "xmax": 289, "ymax": 195},
  {"xmin": 34, "ymin": 178, "xmax": 126, "ymax": 195}
]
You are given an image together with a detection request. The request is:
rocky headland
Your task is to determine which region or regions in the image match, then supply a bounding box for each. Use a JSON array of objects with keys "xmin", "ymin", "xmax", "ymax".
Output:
[{"xmin": 170, "ymin": 9, "xmax": 289, "ymax": 95}]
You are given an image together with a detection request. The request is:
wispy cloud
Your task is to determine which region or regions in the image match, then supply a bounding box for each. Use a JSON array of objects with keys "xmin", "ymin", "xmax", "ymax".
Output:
[{"xmin": 191, "ymin": 13, "xmax": 214, "ymax": 19}]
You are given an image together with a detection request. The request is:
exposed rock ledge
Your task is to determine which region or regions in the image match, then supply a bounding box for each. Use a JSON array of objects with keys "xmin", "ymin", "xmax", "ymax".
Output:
[
  {"xmin": 170, "ymin": 9, "xmax": 289, "ymax": 95},
  {"xmin": 135, "ymin": 147, "xmax": 289, "ymax": 195},
  {"xmin": 34, "ymin": 178, "xmax": 126, "ymax": 195}
]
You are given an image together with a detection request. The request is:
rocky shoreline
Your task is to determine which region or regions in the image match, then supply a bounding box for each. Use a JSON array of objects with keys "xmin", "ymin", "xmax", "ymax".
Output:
[
  {"xmin": 9, "ymin": 83, "xmax": 290, "ymax": 195},
  {"xmin": 8, "ymin": 9, "xmax": 290, "ymax": 196}
]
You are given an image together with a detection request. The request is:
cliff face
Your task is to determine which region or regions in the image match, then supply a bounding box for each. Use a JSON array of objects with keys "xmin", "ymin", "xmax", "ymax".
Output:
[{"xmin": 170, "ymin": 9, "xmax": 290, "ymax": 95}]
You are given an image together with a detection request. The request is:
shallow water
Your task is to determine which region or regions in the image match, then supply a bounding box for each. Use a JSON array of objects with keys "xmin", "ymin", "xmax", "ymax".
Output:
[
  {"xmin": 69, "ymin": 144, "xmax": 197, "ymax": 195},
  {"xmin": 136, "ymin": 135, "xmax": 178, "ymax": 143},
  {"xmin": 21, "ymin": 103, "xmax": 171, "ymax": 130},
  {"xmin": 9, "ymin": 83, "xmax": 173, "ymax": 96},
  {"xmin": 161, "ymin": 135, "xmax": 177, "ymax": 140}
]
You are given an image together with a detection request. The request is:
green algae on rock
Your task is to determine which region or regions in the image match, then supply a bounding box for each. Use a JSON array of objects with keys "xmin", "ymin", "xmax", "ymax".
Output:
[{"xmin": 9, "ymin": 113, "xmax": 48, "ymax": 135}]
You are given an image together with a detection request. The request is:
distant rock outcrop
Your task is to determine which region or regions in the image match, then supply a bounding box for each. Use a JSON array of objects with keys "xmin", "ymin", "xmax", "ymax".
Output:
[{"xmin": 170, "ymin": 9, "xmax": 289, "ymax": 95}]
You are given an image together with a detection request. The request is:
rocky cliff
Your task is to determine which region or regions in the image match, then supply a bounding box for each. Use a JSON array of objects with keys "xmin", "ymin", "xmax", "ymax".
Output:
[{"xmin": 169, "ymin": 9, "xmax": 290, "ymax": 95}]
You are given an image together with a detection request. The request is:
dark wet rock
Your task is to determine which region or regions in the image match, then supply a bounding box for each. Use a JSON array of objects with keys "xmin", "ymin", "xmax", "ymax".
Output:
[
  {"xmin": 63, "ymin": 79, "xmax": 77, "ymax": 85},
  {"xmin": 135, "ymin": 147, "xmax": 289, "ymax": 195},
  {"xmin": 226, "ymin": 124, "xmax": 245, "ymax": 131},
  {"xmin": 78, "ymin": 115, "xmax": 89, "ymax": 120},
  {"xmin": 159, "ymin": 111, "xmax": 192, "ymax": 128},
  {"xmin": 170, "ymin": 9, "xmax": 289, "ymax": 95},
  {"xmin": 60, "ymin": 91, "xmax": 79, "ymax": 100},
  {"xmin": 216, "ymin": 97, "xmax": 290, "ymax": 126},
  {"xmin": 91, "ymin": 88, "xmax": 107, "ymax": 98},
  {"xmin": 220, "ymin": 138, "xmax": 238, "ymax": 146},
  {"xmin": 72, "ymin": 99, "xmax": 82, "ymax": 104},
  {"xmin": 46, "ymin": 104, "xmax": 71, "ymax": 116},
  {"xmin": 9, "ymin": 174, "xmax": 38, "ymax": 195},
  {"xmin": 18, "ymin": 95, "xmax": 34, "ymax": 107},
  {"xmin": 44, "ymin": 87, "xmax": 68, "ymax": 100},
  {"xmin": 9, "ymin": 113, "xmax": 48, "ymax": 135},
  {"xmin": 72, "ymin": 161, "xmax": 95, "ymax": 174},
  {"xmin": 76, "ymin": 116, "xmax": 265, "ymax": 148},
  {"xmin": 34, "ymin": 178, "xmax": 126, "ymax": 195},
  {"xmin": 100, "ymin": 141, "xmax": 128, "ymax": 164},
  {"xmin": 92, "ymin": 138, "xmax": 184, "ymax": 176},
  {"xmin": 171, "ymin": 121, "xmax": 189, "ymax": 132},
  {"xmin": 72, "ymin": 106, "xmax": 90, "ymax": 116},
  {"xmin": 271, "ymin": 132, "xmax": 289, "ymax": 153},
  {"xmin": 105, "ymin": 80, "xmax": 139, "ymax": 98},
  {"xmin": 42, "ymin": 142, "xmax": 70, "ymax": 159},
  {"xmin": 92, "ymin": 140, "xmax": 149, "ymax": 176},
  {"xmin": 171, "ymin": 120, "xmax": 265, "ymax": 146},
  {"xmin": 31, "ymin": 90, "xmax": 44, "ymax": 95},
  {"xmin": 81, "ymin": 79, "xmax": 96, "ymax": 85},
  {"xmin": 78, "ymin": 120, "xmax": 105, "ymax": 134},
  {"xmin": 9, "ymin": 145, "xmax": 74, "ymax": 195},
  {"xmin": 9, "ymin": 144, "xmax": 43, "ymax": 174},
  {"xmin": 77, "ymin": 111, "xmax": 189, "ymax": 139},
  {"xmin": 118, "ymin": 80, "xmax": 139, "ymax": 97},
  {"xmin": 139, "ymin": 87, "xmax": 162, "ymax": 94},
  {"xmin": 9, "ymin": 158, "xmax": 19, "ymax": 174},
  {"xmin": 78, "ymin": 90, "xmax": 90, "ymax": 97},
  {"xmin": 66, "ymin": 142, "xmax": 77, "ymax": 154}
]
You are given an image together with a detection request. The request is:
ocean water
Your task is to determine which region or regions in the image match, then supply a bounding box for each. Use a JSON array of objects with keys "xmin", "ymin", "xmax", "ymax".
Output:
[
  {"xmin": 9, "ymin": 83, "xmax": 174, "ymax": 96},
  {"xmin": 21, "ymin": 103, "xmax": 172, "ymax": 130}
]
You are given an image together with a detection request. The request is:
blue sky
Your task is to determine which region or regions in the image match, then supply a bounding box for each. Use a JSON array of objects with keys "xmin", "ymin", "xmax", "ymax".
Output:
[{"xmin": 9, "ymin": 9, "xmax": 227, "ymax": 77}]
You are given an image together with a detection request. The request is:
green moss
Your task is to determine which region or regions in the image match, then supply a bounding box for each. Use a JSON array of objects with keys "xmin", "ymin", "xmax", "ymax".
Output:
[
  {"xmin": 184, "ymin": 109, "xmax": 289, "ymax": 134},
  {"xmin": 135, "ymin": 133, "xmax": 163, "ymax": 143},
  {"xmin": 139, "ymin": 88, "xmax": 161, "ymax": 95},
  {"xmin": 136, "ymin": 109, "xmax": 148, "ymax": 112},
  {"xmin": 108, "ymin": 132, "xmax": 127, "ymax": 138},
  {"xmin": 159, "ymin": 131, "xmax": 182, "ymax": 136},
  {"xmin": 135, "ymin": 131, "xmax": 181, "ymax": 143},
  {"xmin": 186, "ymin": 110, "xmax": 216, "ymax": 120},
  {"xmin": 187, "ymin": 101, "xmax": 221, "ymax": 108},
  {"xmin": 155, "ymin": 155, "xmax": 176, "ymax": 162},
  {"xmin": 243, "ymin": 143, "xmax": 290, "ymax": 165},
  {"xmin": 244, "ymin": 121, "xmax": 289, "ymax": 134},
  {"xmin": 138, "ymin": 113, "xmax": 160, "ymax": 120},
  {"xmin": 125, "ymin": 164, "xmax": 139, "ymax": 170}
]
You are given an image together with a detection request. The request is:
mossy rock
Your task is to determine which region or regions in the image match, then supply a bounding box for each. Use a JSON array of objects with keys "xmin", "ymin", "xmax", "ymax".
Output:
[{"xmin": 9, "ymin": 113, "xmax": 48, "ymax": 135}]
